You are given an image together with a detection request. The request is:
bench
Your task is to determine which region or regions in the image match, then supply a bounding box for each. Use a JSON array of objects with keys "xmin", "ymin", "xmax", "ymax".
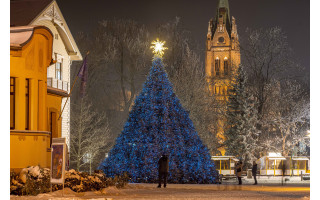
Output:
[
  {"xmin": 301, "ymin": 173, "xmax": 310, "ymax": 181},
  {"xmin": 222, "ymin": 175, "xmax": 237, "ymax": 180}
]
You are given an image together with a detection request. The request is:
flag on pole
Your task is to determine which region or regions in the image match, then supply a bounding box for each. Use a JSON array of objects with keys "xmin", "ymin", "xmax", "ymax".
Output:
[{"xmin": 77, "ymin": 56, "xmax": 88, "ymax": 97}]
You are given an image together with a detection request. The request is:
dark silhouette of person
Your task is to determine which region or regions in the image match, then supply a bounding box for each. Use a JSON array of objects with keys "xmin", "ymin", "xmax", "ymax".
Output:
[
  {"xmin": 158, "ymin": 154, "xmax": 169, "ymax": 188},
  {"xmin": 282, "ymin": 163, "xmax": 286, "ymax": 176},
  {"xmin": 252, "ymin": 161, "xmax": 258, "ymax": 185},
  {"xmin": 236, "ymin": 161, "xmax": 243, "ymax": 185},
  {"xmin": 282, "ymin": 162, "xmax": 286, "ymax": 185}
]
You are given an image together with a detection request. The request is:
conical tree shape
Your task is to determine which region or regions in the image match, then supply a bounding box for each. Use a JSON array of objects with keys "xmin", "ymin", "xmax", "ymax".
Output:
[
  {"xmin": 99, "ymin": 57, "xmax": 217, "ymax": 183},
  {"xmin": 224, "ymin": 65, "xmax": 259, "ymax": 167}
]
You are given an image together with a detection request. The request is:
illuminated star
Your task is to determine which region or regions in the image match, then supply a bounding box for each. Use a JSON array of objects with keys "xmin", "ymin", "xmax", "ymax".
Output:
[{"xmin": 150, "ymin": 38, "xmax": 168, "ymax": 57}]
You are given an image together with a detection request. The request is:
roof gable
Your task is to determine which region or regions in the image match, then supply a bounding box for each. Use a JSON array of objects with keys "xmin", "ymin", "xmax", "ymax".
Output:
[{"xmin": 11, "ymin": 0, "xmax": 82, "ymax": 61}]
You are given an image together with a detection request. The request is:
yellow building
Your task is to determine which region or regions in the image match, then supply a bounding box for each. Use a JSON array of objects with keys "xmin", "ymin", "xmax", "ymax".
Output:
[
  {"xmin": 11, "ymin": 0, "xmax": 83, "ymax": 150},
  {"xmin": 205, "ymin": 0, "xmax": 241, "ymax": 155},
  {"xmin": 10, "ymin": 26, "xmax": 55, "ymax": 171}
]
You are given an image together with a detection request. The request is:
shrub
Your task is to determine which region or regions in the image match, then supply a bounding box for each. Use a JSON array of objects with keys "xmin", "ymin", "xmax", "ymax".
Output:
[{"xmin": 10, "ymin": 166, "xmax": 129, "ymax": 195}]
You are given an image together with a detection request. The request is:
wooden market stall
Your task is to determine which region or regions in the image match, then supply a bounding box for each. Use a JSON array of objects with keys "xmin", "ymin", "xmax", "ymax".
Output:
[
  {"xmin": 289, "ymin": 156, "xmax": 310, "ymax": 175},
  {"xmin": 258, "ymin": 154, "xmax": 310, "ymax": 176},
  {"xmin": 258, "ymin": 155, "xmax": 287, "ymax": 176},
  {"xmin": 211, "ymin": 156, "xmax": 239, "ymax": 175}
]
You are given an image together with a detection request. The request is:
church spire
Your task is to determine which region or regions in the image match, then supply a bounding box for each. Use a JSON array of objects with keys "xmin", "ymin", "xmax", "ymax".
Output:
[
  {"xmin": 218, "ymin": 0, "xmax": 230, "ymax": 10},
  {"xmin": 213, "ymin": 0, "xmax": 231, "ymax": 37},
  {"xmin": 216, "ymin": 0, "xmax": 230, "ymax": 25}
]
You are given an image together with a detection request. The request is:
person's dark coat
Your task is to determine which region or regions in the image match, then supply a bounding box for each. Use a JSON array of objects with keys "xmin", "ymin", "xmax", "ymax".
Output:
[
  {"xmin": 282, "ymin": 163, "xmax": 286, "ymax": 176},
  {"xmin": 252, "ymin": 163, "xmax": 258, "ymax": 176},
  {"xmin": 158, "ymin": 155, "xmax": 169, "ymax": 173},
  {"xmin": 235, "ymin": 162, "xmax": 243, "ymax": 177}
]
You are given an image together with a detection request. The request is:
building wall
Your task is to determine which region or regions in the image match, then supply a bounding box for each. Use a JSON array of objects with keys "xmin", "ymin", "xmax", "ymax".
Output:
[
  {"xmin": 10, "ymin": 28, "xmax": 53, "ymax": 170},
  {"xmin": 205, "ymin": 10, "xmax": 240, "ymax": 156},
  {"xmin": 47, "ymin": 94, "xmax": 63, "ymax": 138},
  {"xmin": 32, "ymin": 19, "xmax": 71, "ymax": 149}
]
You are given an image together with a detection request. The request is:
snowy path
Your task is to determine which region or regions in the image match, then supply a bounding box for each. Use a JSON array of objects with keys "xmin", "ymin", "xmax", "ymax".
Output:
[{"xmin": 10, "ymin": 183, "xmax": 310, "ymax": 200}]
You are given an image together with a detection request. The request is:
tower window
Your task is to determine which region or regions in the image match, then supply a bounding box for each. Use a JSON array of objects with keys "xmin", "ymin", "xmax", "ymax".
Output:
[
  {"xmin": 215, "ymin": 58, "xmax": 220, "ymax": 76},
  {"xmin": 224, "ymin": 59, "xmax": 228, "ymax": 75}
]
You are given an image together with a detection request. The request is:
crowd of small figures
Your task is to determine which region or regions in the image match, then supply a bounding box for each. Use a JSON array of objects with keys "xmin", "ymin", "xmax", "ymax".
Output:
[{"xmin": 10, "ymin": 166, "xmax": 129, "ymax": 196}]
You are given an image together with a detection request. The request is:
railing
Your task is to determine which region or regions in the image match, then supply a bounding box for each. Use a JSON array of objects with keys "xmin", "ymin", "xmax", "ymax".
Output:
[{"xmin": 47, "ymin": 77, "xmax": 69, "ymax": 93}]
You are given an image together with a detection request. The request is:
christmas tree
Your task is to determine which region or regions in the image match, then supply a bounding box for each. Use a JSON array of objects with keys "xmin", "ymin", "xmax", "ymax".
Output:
[
  {"xmin": 99, "ymin": 40, "xmax": 217, "ymax": 183},
  {"xmin": 224, "ymin": 65, "xmax": 259, "ymax": 167}
]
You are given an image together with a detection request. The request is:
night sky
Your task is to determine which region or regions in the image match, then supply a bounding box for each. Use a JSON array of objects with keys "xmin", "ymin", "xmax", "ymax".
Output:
[{"xmin": 57, "ymin": 0, "xmax": 310, "ymax": 76}]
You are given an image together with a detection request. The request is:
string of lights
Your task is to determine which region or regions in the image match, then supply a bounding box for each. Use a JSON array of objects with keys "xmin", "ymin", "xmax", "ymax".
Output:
[{"xmin": 99, "ymin": 41, "xmax": 217, "ymax": 183}]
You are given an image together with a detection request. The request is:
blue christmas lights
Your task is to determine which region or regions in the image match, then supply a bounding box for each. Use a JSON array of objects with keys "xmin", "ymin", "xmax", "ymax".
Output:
[{"xmin": 99, "ymin": 57, "xmax": 218, "ymax": 183}]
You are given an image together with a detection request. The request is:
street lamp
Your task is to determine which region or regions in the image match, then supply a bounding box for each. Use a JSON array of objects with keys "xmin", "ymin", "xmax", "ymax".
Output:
[{"xmin": 306, "ymin": 130, "xmax": 310, "ymax": 138}]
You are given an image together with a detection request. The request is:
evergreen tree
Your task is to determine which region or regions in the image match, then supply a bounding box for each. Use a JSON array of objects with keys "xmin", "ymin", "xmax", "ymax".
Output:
[
  {"xmin": 224, "ymin": 65, "xmax": 259, "ymax": 168},
  {"xmin": 99, "ymin": 57, "xmax": 217, "ymax": 183}
]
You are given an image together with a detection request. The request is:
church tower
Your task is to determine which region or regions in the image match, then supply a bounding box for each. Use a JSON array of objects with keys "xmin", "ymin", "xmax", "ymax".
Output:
[{"xmin": 205, "ymin": 0, "xmax": 240, "ymax": 155}]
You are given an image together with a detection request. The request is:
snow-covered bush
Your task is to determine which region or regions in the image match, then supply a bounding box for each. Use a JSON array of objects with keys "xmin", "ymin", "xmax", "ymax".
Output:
[
  {"xmin": 64, "ymin": 170, "xmax": 129, "ymax": 192},
  {"xmin": 10, "ymin": 166, "xmax": 50, "ymax": 195},
  {"xmin": 10, "ymin": 171, "xmax": 24, "ymax": 195},
  {"xmin": 10, "ymin": 166, "xmax": 129, "ymax": 195}
]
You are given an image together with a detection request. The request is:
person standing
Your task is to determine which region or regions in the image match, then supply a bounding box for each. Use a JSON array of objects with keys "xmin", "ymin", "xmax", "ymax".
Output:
[
  {"xmin": 236, "ymin": 161, "xmax": 243, "ymax": 185},
  {"xmin": 252, "ymin": 161, "xmax": 258, "ymax": 185},
  {"xmin": 158, "ymin": 154, "xmax": 169, "ymax": 188},
  {"xmin": 282, "ymin": 162, "xmax": 286, "ymax": 185}
]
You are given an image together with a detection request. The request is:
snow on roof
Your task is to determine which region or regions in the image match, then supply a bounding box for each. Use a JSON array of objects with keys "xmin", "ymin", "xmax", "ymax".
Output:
[
  {"xmin": 211, "ymin": 156, "xmax": 238, "ymax": 161},
  {"xmin": 10, "ymin": 25, "xmax": 52, "ymax": 49},
  {"xmin": 292, "ymin": 157, "xmax": 309, "ymax": 161},
  {"xmin": 267, "ymin": 157, "xmax": 286, "ymax": 160},
  {"xmin": 11, "ymin": 0, "xmax": 82, "ymax": 60}
]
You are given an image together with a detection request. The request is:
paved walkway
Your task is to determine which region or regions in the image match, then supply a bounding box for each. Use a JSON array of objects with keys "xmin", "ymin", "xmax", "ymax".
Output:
[{"xmin": 10, "ymin": 183, "xmax": 310, "ymax": 200}]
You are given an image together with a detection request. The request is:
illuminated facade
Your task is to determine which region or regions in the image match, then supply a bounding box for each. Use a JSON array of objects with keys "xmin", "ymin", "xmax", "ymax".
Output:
[
  {"xmin": 11, "ymin": 0, "xmax": 83, "ymax": 149},
  {"xmin": 10, "ymin": 0, "xmax": 82, "ymax": 171},
  {"xmin": 10, "ymin": 26, "xmax": 54, "ymax": 171},
  {"xmin": 205, "ymin": 0, "xmax": 240, "ymax": 155}
]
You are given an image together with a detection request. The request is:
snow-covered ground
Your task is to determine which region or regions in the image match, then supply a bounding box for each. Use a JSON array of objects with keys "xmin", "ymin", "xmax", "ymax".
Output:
[
  {"xmin": 10, "ymin": 181, "xmax": 310, "ymax": 200},
  {"xmin": 227, "ymin": 175, "xmax": 310, "ymax": 185}
]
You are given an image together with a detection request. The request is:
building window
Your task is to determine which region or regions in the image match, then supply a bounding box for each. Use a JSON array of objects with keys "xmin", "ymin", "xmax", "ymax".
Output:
[
  {"xmin": 10, "ymin": 77, "xmax": 15, "ymax": 129},
  {"xmin": 25, "ymin": 79, "xmax": 30, "ymax": 130},
  {"xmin": 215, "ymin": 58, "xmax": 220, "ymax": 76},
  {"xmin": 55, "ymin": 62, "xmax": 62, "ymax": 80},
  {"xmin": 224, "ymin": 59, "xmax": 228, "ymax": 75},
  {"xmin": 215, "ymin": 86, "xmax": 220, "ymax": 95}
]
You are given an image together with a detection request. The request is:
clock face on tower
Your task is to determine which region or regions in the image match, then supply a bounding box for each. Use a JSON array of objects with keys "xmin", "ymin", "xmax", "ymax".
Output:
[{"xmin": 218, "ymin": 37, "xmax": 225, "ymax": 43}]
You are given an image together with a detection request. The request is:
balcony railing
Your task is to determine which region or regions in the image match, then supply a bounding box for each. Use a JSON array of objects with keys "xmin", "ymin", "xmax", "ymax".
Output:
[{"xmin": 47, "ymin": 77, "xmax": 69, "ymax": 93}]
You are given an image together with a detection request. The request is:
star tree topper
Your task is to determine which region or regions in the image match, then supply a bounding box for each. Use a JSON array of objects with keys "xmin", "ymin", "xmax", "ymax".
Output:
[{"xmin": 150, "ymin": 38, "xmax": 168, "ymax": 57}]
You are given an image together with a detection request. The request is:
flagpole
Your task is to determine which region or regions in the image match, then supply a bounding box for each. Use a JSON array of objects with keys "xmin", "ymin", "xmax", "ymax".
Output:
[{"xmin": 58, "ymin": 51, "xmax": 89, "ymax": 120}]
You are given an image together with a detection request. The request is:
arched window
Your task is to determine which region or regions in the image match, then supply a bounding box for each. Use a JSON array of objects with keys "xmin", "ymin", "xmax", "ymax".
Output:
[
  {"xmin": 215, "ymin": 58, "xmax": 220, "ymax": 76},
  {"xmin": 224, "ymin": 58, "xmax": 228, "ymax": 76}
]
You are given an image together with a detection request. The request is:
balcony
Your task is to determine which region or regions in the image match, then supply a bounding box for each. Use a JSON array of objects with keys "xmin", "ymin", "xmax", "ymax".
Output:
[{"xmin": 47, "ymin": 77, "xmax": 69, "ymax": 93}]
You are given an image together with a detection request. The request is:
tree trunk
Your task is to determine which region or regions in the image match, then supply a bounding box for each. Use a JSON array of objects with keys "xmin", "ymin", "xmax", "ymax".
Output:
[{"xmin": 76, "ymin": 98, "xmax": 84, "ymax": 171}]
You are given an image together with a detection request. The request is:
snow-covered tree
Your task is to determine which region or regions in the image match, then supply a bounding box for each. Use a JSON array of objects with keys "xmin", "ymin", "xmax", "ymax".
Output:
[
  {"xmin": 241, "ymin": 27, "xmax": 302, "ymax": 118},
  {"xmin": 264, "ymin": 80, "xmax": 310, "ymax": 156},
  {"xmin": 70, "ymin": 96, "xmax": 111, "ymax": 173},
  {"xmin": 241, "ymin": 27, "xmax": 309, "ymax": 157},
  {"xmin": 224, "ymin": 65, "xmax": 259, "ymax": 167}
]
